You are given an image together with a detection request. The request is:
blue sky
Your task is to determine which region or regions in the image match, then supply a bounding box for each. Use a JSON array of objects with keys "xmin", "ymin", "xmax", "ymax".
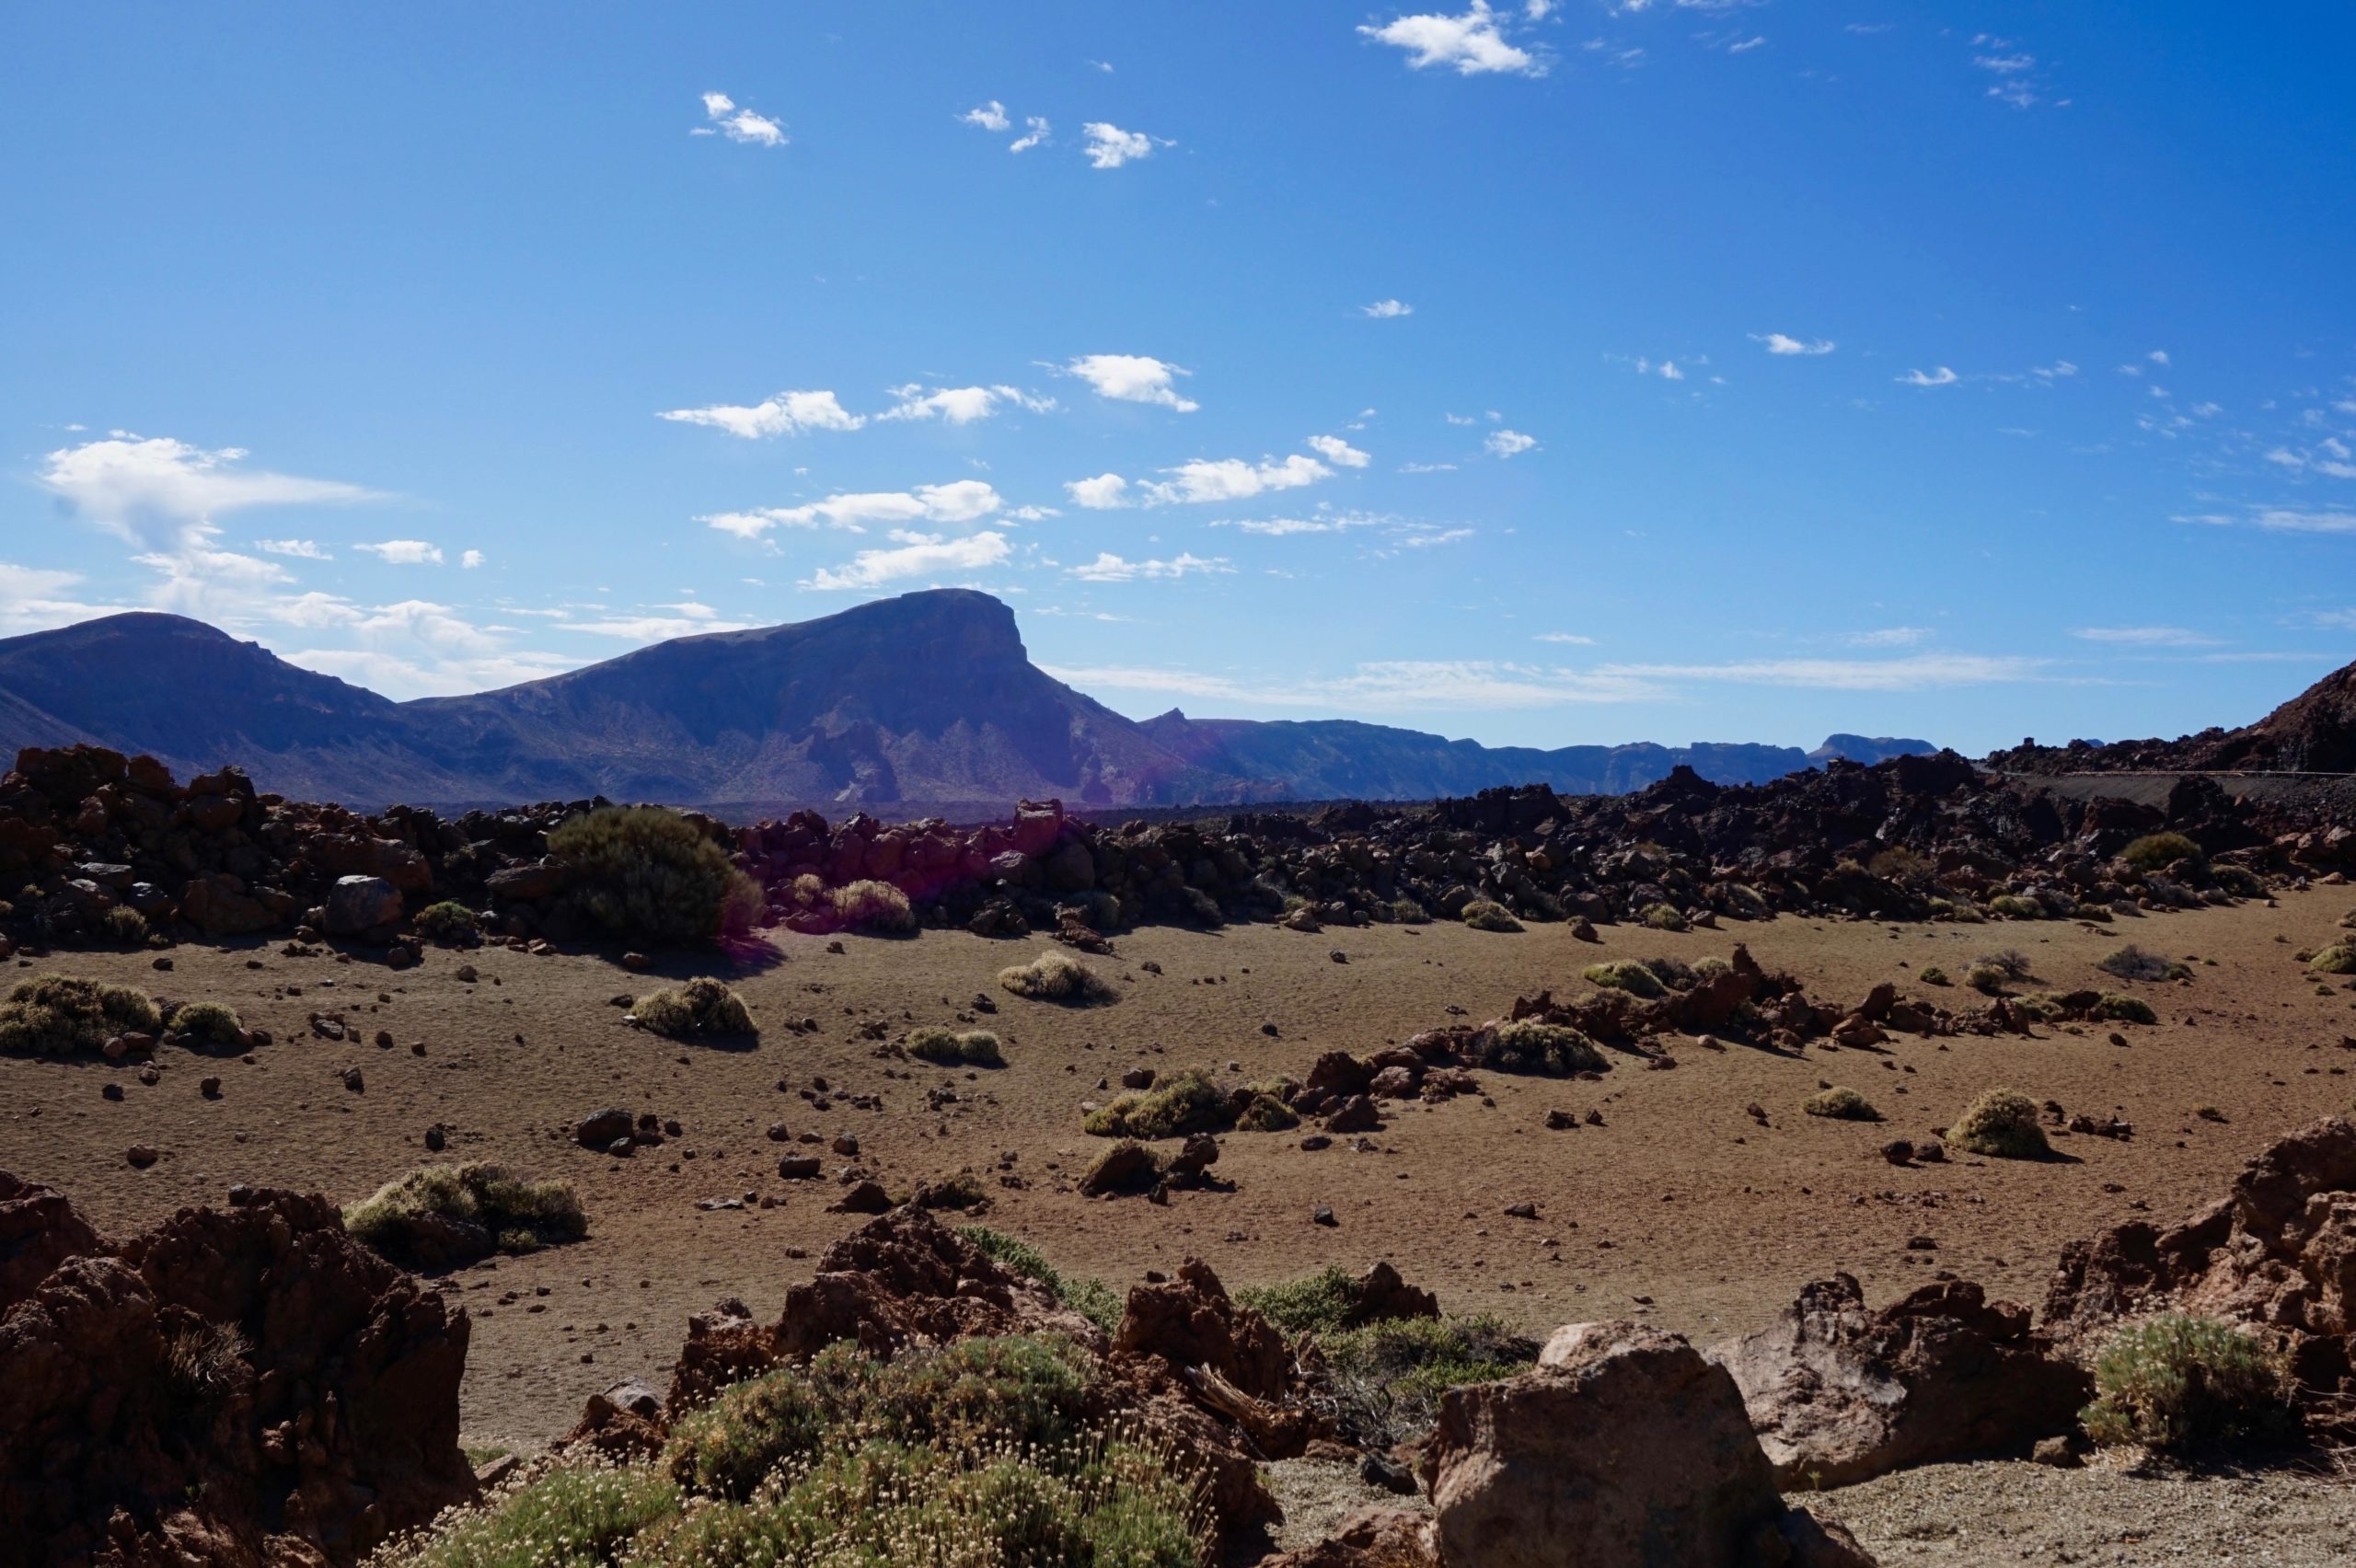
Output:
[{"xmin": 5, "ymin": 2, "xmax": 2354, "ymax": 755}]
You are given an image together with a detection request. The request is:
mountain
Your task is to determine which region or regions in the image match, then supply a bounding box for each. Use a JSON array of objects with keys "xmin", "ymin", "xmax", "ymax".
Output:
[{"xmin": 0, "ymin": 591, "xmax": 1935, "ymax": 810}]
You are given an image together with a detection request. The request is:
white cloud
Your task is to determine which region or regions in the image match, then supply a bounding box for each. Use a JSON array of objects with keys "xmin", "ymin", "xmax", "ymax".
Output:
[
  {"xmin": 1061, "ymin": 353, "xmax": 1197, "ymax": 411},
  {"xmin": 1066, "ymin": 552, "xmax": 1234, "ymax": 582},
  {"xmin": 1359, "ymin": 4, "xmax": 1546, "ymax": 77},
  {"xmin": 40, "ymin": 434, "xmax": 378, "ymax": 550},
  {"xmin": 1148, "ymin": 455, "xmax": 1332, "ymax": 504},
  {"xmin": 879, "ymin": 384, "xmax": 1056, "ymax": 424},
  {"xmin": 1081, "ymin": 122, "xmax": 1161, "ymax": 169},
  {"xmin": 255, "ymin": 538, "xmax": 332, "ymax": 559},
  {"xmin": 1065, "ymin": 473, "xmax": 1134, "ymax": 510},
  {"xmin": 1533, "ymin": 631, "xmax": 1596, "ymax": 644},
  {"xmin": 354, "ymin": 539, "xmax": 445, "ymax": 565},
  {"xmin": 1899, "ymin": 366, "xmax": 1960, "ymax": 387},
  {"xmin": 1306, "ymin": 433, "xmax": 1372, "ymax": 468},
  {"xmin": 1603, "ymin": 653, "xmax": 2040, "ymax": 691},
  {"xmin": 562, "ymin": 608, "xmax": 754, "ymax": 640},
  {"xmin": 2148, "ymin": 350, "xmax": 2170, "ymax": 366},
  {"xmin": 656, "ymin": 389, "xmax": 865, "ymax": 439},
  {"xmin": 2177, "ymin": 508, "xmax": 2356, "ymax": 536},
  {"xmin": 1443, "ymin": 412, "xmax": 1478, "ymax": 426},
  {"xmin": 960, "ymin": 100, "xmax": 1010, "ymax": 133},
  {"xmin": 1845, "ymin": 627, "xmax": 1931, "ymax": 648},
  {"xmin": 703, "ymin": 479, "xmax": 1002, "ymax": 538},
  {"xmin": 1485, "ymin": 428, "xmax": 1538, "ymax": 457},
  {"xmin": 1361, "ymin": 298, "xmax": 1414, "ymax": 318},
  {"xmin": 461, "ymin": 548, "xmax": 485, "ymax": 569},
  {"xmin": 1011, "ymin": 117, "xmax": 1051, "ymax": 153},
  {"xmin": 1753, "ymin": 333, "xmax": 1835, "ymax": 356},
  {"xmin": 1398, "ymin": 461, "xmax": 1458, "ymax": 473},
  {"xmin": 2031, "ymin": 361, "xmax": 2079, "ymax": 380},
  {"xmin": 2072, "ymin": 626, "xmax": 2221, "ymax": 648},
  {"xmin": 269, "ymin": 590, "xmax": 362, "ymax": 628},
  {"xmin": 0, "ymin": 562, "xmax": 114, "ymax": 635},
  {"xmin": 803, "ymin": 530, "xmax": 1011, "ymax": 590},
  {"xmin": 696, "ymin": 90, "xmax": 787, "ymax": 147}
]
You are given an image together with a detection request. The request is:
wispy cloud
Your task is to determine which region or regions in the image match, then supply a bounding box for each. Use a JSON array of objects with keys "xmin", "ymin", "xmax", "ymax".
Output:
[
  {"xmin": 1361, "ymin": 298, "xmax": 1414, "ymax": 318},
  {"xmin": 1068, "ymin": 454, "xmax": 1334, "ymax": 509},
  {"xmin": 804, "ymin": 529, "xmax": 1011, "ymax": 590},
  {"xmin": 1899, "ymin": 366, "xmax": 1960, "ymax": 388},
  {"xmin": 657, "ymin": 389, "xmax": 864, "ymax": 439},
  {"xmin": 1534, "ymin": 631, "xmax": 1596, "ymax": 645},
  {"xmin": 2177, "ymin": 507, "xmax": 2356, "ymax": 536},
  {"xmin": 1753, "ymin": 332, "xmax": 1835, "ymax": 356},
  {"xmin": 1306, "ymin": 433, "xmax": 1372, "ymax": 468},
  {"xmin": 1484, "ymin": 428, "xmax": 1538, "ymax": 457},
  {"xmin": 2072, "ymin": 625, "xmax": 2223, "ymax": 648},
  {"xmin": 878, "ymin": 384, "xmax": 1056, "ymax": 424},
  {"xmin": 695, "ymin": 91, "xmax": 787, "ymax": 147},
  {"xmin": 704, "ymin": 480, "xmax": 1002, "ymax": 538},
  {"xmin": 354, "ymin": 539, "xmax": 444, "ymax": 566},
  {"xmin": 255, "ymin": 538, "xmax": 332, "ymax": 559},
  {"xmin": 959, "ymin": 100, "xmax": 1010, "ymax": 133},
  {"xmin": 1844, "ymin": 627, "xmax": 1931, "ymax": 648},
  {"xmin": 1065, "ymin": 552, "xmax": 1233, "ymax": 582},
  {"xmin": 1081, "ymin": 122, "xmax": 1166, "ymax": 169}
]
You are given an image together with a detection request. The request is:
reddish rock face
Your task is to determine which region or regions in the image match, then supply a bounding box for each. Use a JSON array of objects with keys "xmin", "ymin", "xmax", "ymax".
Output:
[
  {"xmin": 1714, "ymin": 1273, "xmax": 2089, "ymax": 1487},
  {"xmin": 0, "ymin": 1175, "xmax": 475, "ymax": 1567}
]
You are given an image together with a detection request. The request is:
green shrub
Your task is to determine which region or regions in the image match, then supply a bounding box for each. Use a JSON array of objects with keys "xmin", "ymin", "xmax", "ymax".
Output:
[
  {"xmin": 546, "ymin": 805, "xmax": 763, "ymax": 947},
  {"xmin": 167, "ymin": 1000, "xmax": 245, "ymax": 1051},
  {"xmin": 1236, "ymin": 1266, "xmax": 1366, "ymax": 1337},
  {"xmin": 2120, "ymin": 832, "xmax": 2202, "ymax": 871},
  {"xmin": 1084, "ymin": 1068, "xmax": 1228, "ymax": 1139},
  {"xmin": 99, "ymin": 905, "xmax": 150, "ymax": 945},
  {"xmin": 1948, "ymin": 1088, "xmax": 2049, "ymax": 1159},
  {"xmin": 1989, "ymin": 894, "xmax": 2044, "ymax": 920},
  {"xmin": 1803, "ymin": 1086, "xmax": 1880, "ymax": 1121},
  {"xmin": 957, "ymin": 1227, "xmax": 1123, "ymax": 1334},
  {"xmin": 633, "ymin": 977, "xmax": 755, "ymax": 1038},
  {"xmin": 344, "ymin": 1161, "xmax": 586, "ymax": 1270},
  {"xmin": 1473, "ymin": 1020, "xmax": 1606, "ymax": 1076},
  {"xmin": 2093, "ymin": 994, "xmax": 2157, "ymax": 1025},
  {"xmin": 831, "ymin": 879, "xmax": 917, "ymax": 935},
  {"xmin": 413, "ymin": 900, "xmax": 480, "ymax": 945},
  {"xmin": 1962, "ymin": 963, "xmax": 2008, "ymax": 995},
  {"xmin": 1582, "ymin": 961, "xmax": 1666, "ymax": 999},
  {"xmin": 1318, "ymin": 1315, "xmax": 1540, "ymax": 1448},
  {"xmin": 2310, "ymin": 943, "xmax": 2356, "ymax": 976},
  {"xmin": 372, "ymin": 1459, "xmax": 683, "ymax": 1568},
  {"xmin": 2212, "ymin": 864, "xmax": 2265, "ymax": 898},
  {"xmin": 2082, "ymin": 1314, "xmax": 2288, "ymax": 1454},
  {"xmin": 908, "ymin": 1027, "xmax": 1004, "ymax": 1066},
  {"xmin": 0, "ymin": 974, "xmax": 162, "ymax": 1057},
  {"xmin": 999, "ymin": 951, "xmax": 1116, "ymax": 1003},
  {"xmin": 1461, "ymin": 899, "xmax": 1522, "ymax": 933},
  {"xmin": 1389, "ymin": 896, "xmax": 1431, "ymax": 924},
  {"xmin": 1640, "ymin": 902, "xmax": 1690, "ymax": 932},
  {"xmin": 1919, "ymin": 965, "xmax": 1950, "ymax": 986},
  {"xmin": 1234, "ymin": 1092, "xmax": 1299, "ymax": 1132},
  {"xmin": 2097, "ymin": 945, "xmax": 2190, "ymax": 983}
]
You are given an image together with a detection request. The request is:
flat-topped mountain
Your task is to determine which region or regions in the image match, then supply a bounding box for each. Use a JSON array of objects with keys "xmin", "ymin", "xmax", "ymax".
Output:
[{"xmin": 0, "ymin": 591, "xmax": 1933, "ymax": 809}]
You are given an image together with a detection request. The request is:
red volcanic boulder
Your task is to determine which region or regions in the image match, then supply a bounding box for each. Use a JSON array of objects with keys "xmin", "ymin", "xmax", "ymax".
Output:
[
  {"xmin": 2045, "ymin": 1113, "xmax": 2356, "ymax": 1433},
  {"xmin": 0, "ymin": 1170, "xmax": 104, "ymax": 1314},
  {"xmin": 1425, "ymin": 1322, "xmax": 1877, "ymax": 1568},
  {"xmin": 1714, "ymin": 1274, "xmax": 2088, "ymax": 1486},
  {"xmin": 1114, "ymin": 1258, "xmax": 1292, "ymax": 1403},
  {"xmin": 0, "ymin": 1179, "xmax": 473, "ymax": 1566}
]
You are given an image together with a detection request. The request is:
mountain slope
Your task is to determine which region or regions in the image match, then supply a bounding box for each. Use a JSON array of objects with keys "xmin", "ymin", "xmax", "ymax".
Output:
[{"xmin": 0, "ymin": 592, "xmax": 1938, "ymax": 808}]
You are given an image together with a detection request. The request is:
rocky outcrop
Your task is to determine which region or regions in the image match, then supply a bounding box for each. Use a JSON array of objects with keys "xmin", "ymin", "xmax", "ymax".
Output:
[
  {"xmin": 0, "ymin": 1176, "xmax": 474, "ymax": 1566},
  {"xmin": 1715, "ymin": 1274, "xmax": 2089, "ymax": 1486},
  {"xmin": 2044, "ymin": 1114, "xmax": 2356, "ymax": 1434},
  {"xmin": 0, "ymin": 1170, "xmax": 103, "ymax": 1314},
  {"xmin": 1422, "ymin": 1322, "xmax": 1877, "ymax": 1568}
]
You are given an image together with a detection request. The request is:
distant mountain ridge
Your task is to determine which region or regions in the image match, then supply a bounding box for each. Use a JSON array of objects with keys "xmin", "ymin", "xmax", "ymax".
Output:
[{"xmin": 0, "ymin": 591, "xmax": 1934, "ymax": 810}]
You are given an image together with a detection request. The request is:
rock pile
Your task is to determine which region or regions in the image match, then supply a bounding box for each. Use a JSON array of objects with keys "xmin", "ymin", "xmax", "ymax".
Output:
[{"xmin": 0, "ymin": 1172, "xmax": 474, "ymax": 1565}]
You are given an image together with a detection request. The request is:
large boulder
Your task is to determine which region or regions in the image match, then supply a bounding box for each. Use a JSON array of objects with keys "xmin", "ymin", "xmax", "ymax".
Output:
[
  {"xmin": 323, "ymin": 874, "xmax": 404, "ymax": 937},
  {"xmin": 1424, "ymin": 1322, "xmax": 1876, "ymax": 1568},
  {"xmin": 0, "ymin": 1170, "xmax": 104, "ymax": 1315},
  {"xmin": 1714, "ymin": 1274, "xmax": 2088, "ymax": 1486},
  {"xmin": 2045, "ymin": 1113, "xmax": 2356, "ymax": 1434},
  {"xmin": 0, "ymin": 1178, "xmax": 474, "ymax": 1566},
  {"xmin": 1114, "ymin": 1258, "xmax": 1292, "ymax": 1403}
]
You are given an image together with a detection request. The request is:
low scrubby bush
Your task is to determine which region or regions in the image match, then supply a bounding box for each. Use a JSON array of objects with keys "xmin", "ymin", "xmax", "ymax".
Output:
[
  {"xmin": 0, "ymin": 974, "xmax": 161, "ymax": 1057},
  {"xmin": 908, "ymin": 1027, "xmax": 1004, "ymax": 1066},
  {"xmin": 1317, "ymin": 1315, "xmax": 1540, "ymax": 1449},
  {"xmin": 1640, "ymin": 902, "xmax": 1690, "ymax": 932},
  {"xmin": 1803, "ymin": 1086, "xmax": 1879, "ymax": 1121},
  {"xmin": 2092, "ymin": 993, "xmax": 2157, "ymax": 1025},
  {"xmin": 2081, "ymin": 1314, "xmax": 2288, "ymax": 1454},
  {"xmin": 1919, "ymin": 965, "xmax": 1950, "ymax": 986},
  {"xmin": 344, "ymin": 1161, "xmax": 586, "ymax": 1269},
  {"xmin": 1948, "ymin": 1088, "xmax": 2049, "ymax": 1159},
  {"xmin": 2097, "ymin": 944, "xmax": 2190, "ymax": 983},
  {"xmin": 99, "ymin": 905, "xmax": 149, "ymax": 945},
  {"xmin": 1582, "ymin": 961, "xmax": 1666, "ymax": 999},
  {"xmin": 2120, "ymin": 832, "xmax": 2202, "ymax": 871},
  {"xmin": 1460, "ymin": 899, "xmax": 1522, "ymax": 933},
  {"xmin": 413, "ymin": 900, "xmax": 479, "ymax": 945},
  {"xmin": 372, "ymin": 1460, "xmax": 684, "ymax": 1568},
  {"xmin": 830, "ymin": 878, "xmax": 917, "ymax": 935},
  {"xmin": 547, "ymin": 804, "xmax": 763, "ymax": 947},
  {"xmin": 1389, "ymin": 896, "xmax": 1431, "ymax": 925},
  {"xmin": 633, "ymin": 976, "xmax": 755, "ymax": 1038},
  {"xmin": 2310, "ymin": 942, "xmax": 2356, "ymax": 976},
  {"xmin": 167, "ymin": 1000, "xmax": 245, "ymax": 1051},
  {"xmin": 1989, "ymin": 894, "xmax": 2044, "ymax": 920},
  {"xmin": 1472, "ymin": 1019, "xmax": 1606, "ymax": 1076},
  {"xmin": 1084, "ymin": 1068, "xmax": 1227, "ymax": 1139},
  {"xmin": 957, "ymin": 1227, "xmax": 1124, "ymax": 1334},
  {"xmin": 999, "ymin": 951, "xmax": 1117, "ymax": 1003}
]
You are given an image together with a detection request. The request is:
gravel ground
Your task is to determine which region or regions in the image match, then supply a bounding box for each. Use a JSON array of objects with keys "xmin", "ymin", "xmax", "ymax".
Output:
[{"xmin": 1812, "ymin": 1458, "xmax": 2356, "ymax": 1566}]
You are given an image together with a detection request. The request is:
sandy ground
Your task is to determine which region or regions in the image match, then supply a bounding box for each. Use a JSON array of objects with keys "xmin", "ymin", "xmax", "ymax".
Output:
[{"xmin": 6, "ymin": 886, "xmax": 2353, "ymax": 1476}]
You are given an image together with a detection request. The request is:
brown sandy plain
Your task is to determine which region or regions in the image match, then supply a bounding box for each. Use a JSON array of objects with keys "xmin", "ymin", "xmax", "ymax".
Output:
[{"xmin": 7, "ymin": 886, "xmax": 2356, "ymax": 1561}]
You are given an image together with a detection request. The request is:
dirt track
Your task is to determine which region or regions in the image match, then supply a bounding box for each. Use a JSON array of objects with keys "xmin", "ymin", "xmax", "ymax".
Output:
[{"xmin": 6, "ymin": 887, "xmax": 2353, "ymax": 1455}]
